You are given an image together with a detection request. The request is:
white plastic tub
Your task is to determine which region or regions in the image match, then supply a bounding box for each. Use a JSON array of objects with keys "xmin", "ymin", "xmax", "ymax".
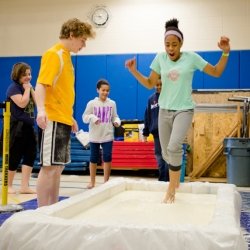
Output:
[{"xmin": 0, "ymin": 178, "xmax": 247, "ymax": 250}]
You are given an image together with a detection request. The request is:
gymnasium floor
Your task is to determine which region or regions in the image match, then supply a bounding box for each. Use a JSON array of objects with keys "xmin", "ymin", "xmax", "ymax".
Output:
[{"xmin": 0, "ymin": 170, "xmax": 250, "ymax": 249}]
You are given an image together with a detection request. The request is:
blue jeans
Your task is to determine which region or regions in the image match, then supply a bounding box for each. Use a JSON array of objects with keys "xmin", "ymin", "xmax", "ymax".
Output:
[{"xmin": 154, "ymin": 136, "xmax": 169, "ymax": 182}]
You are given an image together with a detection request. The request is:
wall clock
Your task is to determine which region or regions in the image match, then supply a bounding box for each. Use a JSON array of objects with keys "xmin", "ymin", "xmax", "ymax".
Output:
[{"xmin": 91, "ymin": 6, "xmax": 110, "ymax": 28}]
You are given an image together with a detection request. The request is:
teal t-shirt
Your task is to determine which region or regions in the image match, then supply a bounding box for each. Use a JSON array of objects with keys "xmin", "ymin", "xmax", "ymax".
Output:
[{"xmin": 150, "ymin": 51, "xmax": 207, "ymax": 110}]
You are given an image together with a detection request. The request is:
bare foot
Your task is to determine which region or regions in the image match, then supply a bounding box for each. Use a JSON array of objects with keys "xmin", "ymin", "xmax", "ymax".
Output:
[
  {"xmin": 19, "ymin": 188, "xmax": 37, "ymax": 194},
  {"xmin": 87, "ymin": 183, "xmax": 95, "ymax": 189},
  {"xmin": 163, "ymin": 186, "xmax": 176, "ymax": 204},
  {"xmin": 8, "ymin": 187, "xmax": 17, "ymax": 194},
  {"xmin": 163, "ymin": 192, "xmax": 175, "ymax": 204}
]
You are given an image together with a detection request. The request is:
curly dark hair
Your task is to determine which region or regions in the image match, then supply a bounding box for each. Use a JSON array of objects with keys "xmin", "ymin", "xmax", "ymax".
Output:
[{"xmin": 165, "ymin": 18, "xmax": 183, "ymax": 41}]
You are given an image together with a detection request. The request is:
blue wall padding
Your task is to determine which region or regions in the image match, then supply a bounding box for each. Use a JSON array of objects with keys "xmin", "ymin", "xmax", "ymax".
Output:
[
  {"xmin": 0, "ymin": 50, "xmax": 250, "ymax": 128},
  {"xmin": 106, "ymin": 54, "xmax": 138, "ymax": 120},
  {"xmin": 137, "ymin": 53, "xmax": 156, "ymax": 119},
  {"xmin": 192, "ymin": 52, "xmax": 205, "ymax": 90},
  {"xmin": 239, "ymin": 50, "xmax": 250, "ymax": 89},
  {"xmin": 74, "ymin": 55, "xmax": 107, "ymax": 130},
  {"xmin": 203, "ymin": 51, "xmax": 239, "ymax": 89}
]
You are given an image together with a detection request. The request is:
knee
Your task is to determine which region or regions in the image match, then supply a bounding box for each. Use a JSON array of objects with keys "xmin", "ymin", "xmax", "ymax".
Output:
[
  {"xmin": 90, "ymin": 152, "xmax": 99, "ymax": 164},
  {"xmin": 103, "ymin": 153, "xmax": 112, "ymax": 162},
  {"xmin": 8, "ymin": 162, "xmax": 18, "ymax": 171},
  {"xmin": 42, "ymin": 166, "xmax": 61, "ymax": 178},
  {"xmin": 169, "ymin": 164, "xmax": 181, "ymax": 171},
  {"xmin": 167, "ymin": 142, "xmax": 182, "ymax": 154}
]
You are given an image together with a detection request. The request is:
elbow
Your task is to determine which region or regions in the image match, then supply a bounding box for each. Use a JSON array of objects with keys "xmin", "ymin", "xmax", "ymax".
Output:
[
  {"xmin": 216, "ymin": 73, "xmax": 223, "ymax": 78},
  {"xmin": 82, "ymin": 115, "xmax": 88, "ymax": 124},
  {"xmin": 213, "ymin": 66, "xmax": 224, "ymax": 78},
  {"xmin": 214, "ymin": 70, "xmax": 222, "ymax": 77},
  {"xmin": 19, "ymin": 102, "xmax": 28, "ymax": 109},
  {"xmin": 210, "ymin": 69, "xmax": 222, "ymax": 78},
  {"xmin": 82, "ymin": 114, "xmax": 85, "ymax": 123},
  {"xmin": 147, "ymin": 80, "xmax": 155, "ymax": 89}
]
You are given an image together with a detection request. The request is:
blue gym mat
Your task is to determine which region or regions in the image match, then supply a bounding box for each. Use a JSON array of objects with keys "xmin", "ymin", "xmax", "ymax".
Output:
[{"xmin": 240, "ymin": 192, "xmax": 250, "ymax": 249}]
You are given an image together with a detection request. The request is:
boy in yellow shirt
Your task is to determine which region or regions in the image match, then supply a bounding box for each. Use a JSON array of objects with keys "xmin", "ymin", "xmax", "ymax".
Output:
[{"xmin": 35, "ymin": 18, "xmax": 95, "ymax": 207}]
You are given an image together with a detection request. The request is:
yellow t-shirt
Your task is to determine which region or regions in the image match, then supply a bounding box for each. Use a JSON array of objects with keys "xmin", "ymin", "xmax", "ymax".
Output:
[{"xmin": 37, "ymin": 43, "xmax": 75, "ymax": 126}]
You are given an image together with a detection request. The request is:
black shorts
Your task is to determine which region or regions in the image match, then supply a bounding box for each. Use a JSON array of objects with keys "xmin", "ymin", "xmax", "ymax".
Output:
[{"xmin": 39, "ymin": 121, "xmax": 71, "ymax": 166}]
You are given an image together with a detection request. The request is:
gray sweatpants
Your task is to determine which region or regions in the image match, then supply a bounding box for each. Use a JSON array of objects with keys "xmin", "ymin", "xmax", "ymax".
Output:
[{"xmin": 158, "ymin": 109, "xmax": 194, "ymax": 167}]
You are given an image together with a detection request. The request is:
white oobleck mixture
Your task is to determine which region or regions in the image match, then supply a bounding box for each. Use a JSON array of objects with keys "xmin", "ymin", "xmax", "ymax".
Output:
[{"xmin": 0, "ymin": 178, "xmax": 247, "ymax": 250}]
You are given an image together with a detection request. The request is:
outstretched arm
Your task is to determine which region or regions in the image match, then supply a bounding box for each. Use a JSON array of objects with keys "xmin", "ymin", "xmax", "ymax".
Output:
[
  {"xmin": 203, "ymin": 36, "xmax": 230, "ymax": 77},
  {"xmin": 125, "ymin": 57, "xmax": 160, "ymax": 89}
]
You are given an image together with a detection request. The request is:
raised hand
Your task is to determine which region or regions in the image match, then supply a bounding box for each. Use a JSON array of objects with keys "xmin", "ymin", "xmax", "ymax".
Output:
[
  {"xmin": 218, "ymin": 36, "xmax": 230, "ymax": 53},
  {"xmin": 23, "ymin": 82, "xmax": 32, "ymax": 90},
  {"xmin": 125, "ymin": 57, "xmax": 137, "ymax": 72},
  {"xmin": 113, "ymin": 122, "xmax": 119, "ymax": 127}
]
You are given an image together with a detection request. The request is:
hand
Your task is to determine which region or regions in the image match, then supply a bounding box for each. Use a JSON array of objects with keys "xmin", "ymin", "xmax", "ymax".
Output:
[
  {"xmin": 218, "ymin": 36, "xmax": 230, "ymax": 53},
  {"xmin": 36, "ymin": 110, "xmax": 47, "ymax": 130},
  {"xmin": 143, "ymin": 136, "xmax": 148, "ymax": 142},
  {"xmin": 95, "ymin": 119, "xmax": 100, "ymax": 125},
  {"xmin": 125, "ymin": 57, "xmax": 137, "ymax": 72},
  {"xmin": 23, "ymin": 82, "xmax": 32, "ymax": 90},
  {"xmin": 72, "ymin": 118, "xmax": 78, "ymax": 133}
]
